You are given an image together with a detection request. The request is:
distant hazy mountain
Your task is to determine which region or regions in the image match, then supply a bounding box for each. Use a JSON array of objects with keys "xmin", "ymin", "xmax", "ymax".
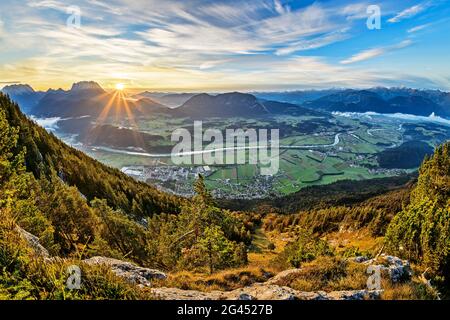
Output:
[
  {"xmin": 253, "ymin": 89, "xmax": 341, "ymax": 105},
  {"xmin": 174, "ymin": 92, "xmax": 321, "ymax": 118},
  {"xmin": 133, "ymin": 92, "xmax": 196, "ymax": 108},
  {"xmin": 369, "ymin": 87, "xmax": 450, "ymax": 105},
  {"xmin": 303, "ymin": 89, "xmax": 449, "ymax": 117},
  {"xmin": 254, "ymin": 87, "xmax": 450, "ymax": 118},
  {"xmin": 33, "ymin": 82, "xmax": 169, "ymax": 119},
  {"xmin": 136, "ymin": 97, "xmax": 174, "ymax": 114},
  {"xmin": 304, "ymin": 90, "xmax": 390, "ymax": 113},
  {"xmin": 0, "ymin": 84, "xmax": 45, "ymax": 113},
  {"xmin": 387, "ymin": 95, "xmax": 441, "ymax": 116}
]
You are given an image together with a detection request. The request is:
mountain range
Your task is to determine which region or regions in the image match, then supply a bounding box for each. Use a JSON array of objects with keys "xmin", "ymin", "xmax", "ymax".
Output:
[
  {"xmin": 303, "ymin": 89, "xmax": 450, "ymax": 117},
  {"xmin": 2, "ymin": 82, "xmax": 450, "ymax": 120},
  {"xmin": 256, "ymin": 88, "xmax": 450, "ymax": 117},
  {"xmin": 33, "ymin": 81, "xmax": 167, "ymax": 119}
]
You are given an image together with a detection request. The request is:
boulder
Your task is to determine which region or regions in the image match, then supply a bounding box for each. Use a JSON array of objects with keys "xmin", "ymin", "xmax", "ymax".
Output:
[
  {"xmin": 16, "ymin": 226, "xmax": 50, "ymax": 259},
  {"xmin": 83, "ymin": 256, "xmax": 167, "ymax": 287},
  {"xmin": 353, "ymin": 254, "xmax": 412, "ymax": 283},
  {"xmin": 351, "ymin": 256, "xmax": 369, "ymax": 263},
  {"xmin": 382, "ymin": 255, "xmax": 412, "ymax": 283}
]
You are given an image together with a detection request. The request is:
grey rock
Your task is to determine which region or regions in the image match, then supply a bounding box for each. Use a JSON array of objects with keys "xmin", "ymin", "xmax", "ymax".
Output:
[
  {"xmin": 16, "ymin": 226, "xmax": 50, "ymax": 258},
  {"xmin": 238, "ymin": 293, "xmax": 254, "ymax": 300},
  {"xmin": 151, "ymin": 284, "xmax": 381, "ymax": 301},
  {"xmin": 326, "ymin": 290, "xmax": 382, "ymax": 300},
  {"xmin": 83, "ymin": 256, "xmax": 167, "ymax": 287},
  {"xmin": 360, "ymin": 254, "xmax": 412, "ymax": 283},
  {"xmin": 351, "ymin": 256, "xmax": 369, "ymax": 263}
]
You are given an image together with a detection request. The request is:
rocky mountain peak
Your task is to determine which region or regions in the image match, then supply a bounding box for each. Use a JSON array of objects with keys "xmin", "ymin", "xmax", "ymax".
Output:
[
  {"xmin": 70, "ymin": 81, "xmax": 104, "ymax": 92},
  {"xmin": 1, "ymin": 84, "xmax": 35, "ymax": 95}
]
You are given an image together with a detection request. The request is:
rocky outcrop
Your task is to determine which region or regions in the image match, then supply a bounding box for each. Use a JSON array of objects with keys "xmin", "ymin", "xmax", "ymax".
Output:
[
  {"xmin": 82, "ymin": 256, "xmax": 167, "ymax": 287},
  {"xmin": 151, "ymin": 284, "xmax": 382, "ymax": 301},
  {"xmin": 353, "ymin": 254, "xmax": 412, "ymax": 283},
  {"xmin": 16, "ymin": 226, "xmax": 50, "ymax": 259},
  {"xmin": 151, "ymin": 256, "xmax": 414, "ymax": 300}
]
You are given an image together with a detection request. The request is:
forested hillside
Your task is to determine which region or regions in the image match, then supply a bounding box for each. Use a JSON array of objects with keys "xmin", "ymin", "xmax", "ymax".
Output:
[{"xmin": 1, "ymin": 93, "xmax": 182, "ymax": 217}]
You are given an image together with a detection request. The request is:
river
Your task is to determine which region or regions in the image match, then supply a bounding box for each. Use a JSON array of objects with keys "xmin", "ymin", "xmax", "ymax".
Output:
[{"xmin": 91, "ymin": 133, "xmax": 342, "ymax": 158}]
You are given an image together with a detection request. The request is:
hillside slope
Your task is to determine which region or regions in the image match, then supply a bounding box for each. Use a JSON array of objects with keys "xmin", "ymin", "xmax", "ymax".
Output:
[{"xmin": 1, "ymin": 93, "xmax": 182, "ymax": 217}]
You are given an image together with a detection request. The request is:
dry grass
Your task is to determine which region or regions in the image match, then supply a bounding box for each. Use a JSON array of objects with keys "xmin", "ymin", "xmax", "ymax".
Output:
[
  {"xmin": 247, "ymin": 228, "xmax": 291, "ymax": 269},
  {"xmin": 152, "ymin": 266, "xmax": 276, "ymax": 292},
  {"xmin": 268, "ymin": 256, "xmax": 436, "ymax": 299},
  {"xmin": 150, "ymin": 224, "xmax": 438, "ymax": 300},
  {"xmin": 380, "ymin": 278, "xmax": 436, "ymax": 300},
  {"xmin": 327, "ymin": 229, "xmax": 384, "ymax": 255},
  {"xmin": 271, "ymin": 256, "xmax": 368, "ymax": 292}
]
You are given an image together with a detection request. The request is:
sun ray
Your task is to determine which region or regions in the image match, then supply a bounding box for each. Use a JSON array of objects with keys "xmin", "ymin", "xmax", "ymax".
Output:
[
  {"xmin": 121, "ymin": 92, "xmax": 145, "ymax": 149},
  {"xmin": 97, "ymin": 90, "xmax": 119, "ymax": 124}
]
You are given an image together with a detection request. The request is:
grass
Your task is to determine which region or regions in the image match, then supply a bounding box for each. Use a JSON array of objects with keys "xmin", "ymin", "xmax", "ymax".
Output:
[
  {"xmin": 247, "ymin": 227, "xmax": 289, "ymax": 269},
  {"xmin": 270, "ymin": 256, "xmax": 368, "ymax": 292},
  {"xmin": 151, "ymin": 267, "xmax": 275, "ymax": 292},
  {"xmin": 270, "ymin": 256, "xmax": 435, "ymax": 299},
  {"xmin": 327, "ymin": 230, "xmax": 384, "ymax": 255},
  {"xmin": 0, "ymin": 209, "xmax": 155, "ymax": 300}
]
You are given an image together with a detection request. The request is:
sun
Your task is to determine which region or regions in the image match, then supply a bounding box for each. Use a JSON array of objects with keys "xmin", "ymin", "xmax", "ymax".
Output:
[{"xmin": 115, "ymin": 83, "xmax": 125, "ymax": 91}]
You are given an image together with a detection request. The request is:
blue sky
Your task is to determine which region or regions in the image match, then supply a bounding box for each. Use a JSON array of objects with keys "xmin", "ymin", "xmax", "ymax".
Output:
[{"xmin": 0, "ymin": 0, "xmax": 449, "ymax": 91}]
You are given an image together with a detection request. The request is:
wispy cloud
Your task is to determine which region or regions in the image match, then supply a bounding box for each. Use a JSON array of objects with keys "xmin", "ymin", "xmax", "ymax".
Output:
[
  {"xmin": 137, "ymin": 2, "xmax": 343, "ymax": 56},
  {"xmin": 28, "ymin": 0, "xmax": 68, "ymax": 11},
  {"xmin": 408, "ymin": 23, "xmax": 432, "ymax": 33},
  {"xmin": 273, "ymin": 0, "xmax": 290, "ymax": 15},
  {"xmin": 341, "ymin": 40, "xmax": 413, "ymax": 64},
  {"xmin": 275, "ymin": 30, "xmax": 349, "ymax": 55},
  {"xmin": 0, "ymin": 0, "xmax": 447, "ymax": 90},
  {"xmin": 388, "ymin": 1, "xmax": 432, "ymax": 23}
]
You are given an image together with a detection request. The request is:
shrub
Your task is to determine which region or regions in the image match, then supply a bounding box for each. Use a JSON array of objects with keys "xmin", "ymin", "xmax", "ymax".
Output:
[
  {"xmin": 385, "ymin": 143, "xmax": 450, "ymax": 289},
  {"xmin": 272, "ymin": 228, "xmax": 334, "ymax": 269}
]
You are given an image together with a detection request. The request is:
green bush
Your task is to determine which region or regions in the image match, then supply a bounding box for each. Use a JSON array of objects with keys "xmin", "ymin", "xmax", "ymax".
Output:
[
  {"xmin": 273, "ymin": 228, "xmax": 334, "ymax": 269},
  {"xmin": 385, "ymin": 143, "xmax": 450, "ymax": 289}
]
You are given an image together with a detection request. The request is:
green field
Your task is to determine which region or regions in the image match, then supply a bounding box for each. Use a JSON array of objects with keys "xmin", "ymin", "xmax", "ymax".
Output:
[{"xmin": 77, "ymin": 113, "xmax": 450, "ymax": 198}]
